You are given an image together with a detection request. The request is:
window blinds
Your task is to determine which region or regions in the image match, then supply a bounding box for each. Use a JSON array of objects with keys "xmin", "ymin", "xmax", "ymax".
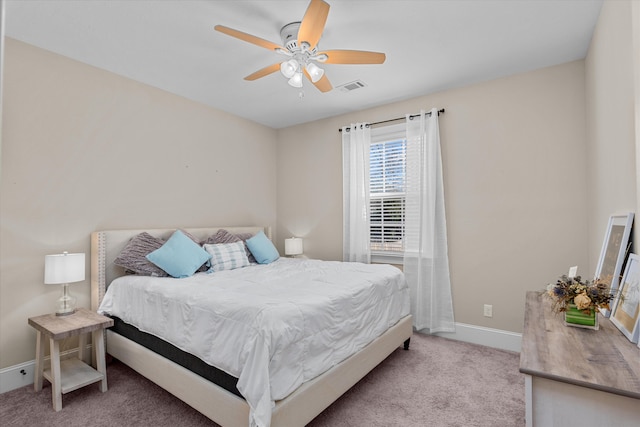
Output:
[{"xmin": 369, "ymin": 137, "xmax": 406, "ymax": 254}]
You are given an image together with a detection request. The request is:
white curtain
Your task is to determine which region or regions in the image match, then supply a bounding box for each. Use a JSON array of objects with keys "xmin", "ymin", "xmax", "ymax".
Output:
[
  {"xmin": 404, "ymin": 109, "xmax": 455, "ymax": 333},
  {"xmin": 342, "ymin": 123, "xmax": 371, "ymax": 263}
]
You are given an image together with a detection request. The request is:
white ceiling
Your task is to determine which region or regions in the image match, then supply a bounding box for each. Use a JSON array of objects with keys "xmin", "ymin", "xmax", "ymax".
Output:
[{"xmin": 4, "ymin": 0, "xmax": 603, "ymax": 129}]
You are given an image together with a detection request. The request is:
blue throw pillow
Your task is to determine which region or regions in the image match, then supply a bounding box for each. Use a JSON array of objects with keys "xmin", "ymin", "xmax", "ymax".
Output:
[
  {"xmin": 245, "ymin": 231, "xmax": 279, "ymax": 264},
  {"xmin": 146, "ymin": 230, "xmax": 211, "ymax": 278}
]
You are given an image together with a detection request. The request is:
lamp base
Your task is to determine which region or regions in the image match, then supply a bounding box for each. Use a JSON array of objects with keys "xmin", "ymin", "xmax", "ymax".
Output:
[
  {"xmin": 55, "ymin": 307, "xmax": 76, "ymax": 316},
  {"xmin": 55, "ymin": 283, "xmax": 77, "ymax": 316}
]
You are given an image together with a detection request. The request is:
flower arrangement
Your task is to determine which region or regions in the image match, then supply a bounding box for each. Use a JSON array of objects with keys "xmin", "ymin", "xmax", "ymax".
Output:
[{"xmin": 546, "ymin": 275, "xmax": 615, "ymax": 314}]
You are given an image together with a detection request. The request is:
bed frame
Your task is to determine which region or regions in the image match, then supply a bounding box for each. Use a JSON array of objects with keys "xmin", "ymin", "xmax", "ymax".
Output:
[{"xmin": 91, "ymin": 226, "xmax": 413, "ymax": 427}]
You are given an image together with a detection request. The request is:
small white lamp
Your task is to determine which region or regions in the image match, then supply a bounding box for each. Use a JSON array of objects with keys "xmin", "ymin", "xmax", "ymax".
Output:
[
  {"xmin": 284, "ymin": 237, "xmax": 304, "ymax": 258},
  {"xmin": 44, "ymin": 252, "xmax": 85, "ymax": 316}
]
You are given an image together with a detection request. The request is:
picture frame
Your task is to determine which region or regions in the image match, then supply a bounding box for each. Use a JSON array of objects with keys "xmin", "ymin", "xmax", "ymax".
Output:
[
  {"xmin": 594, "ymin": 213, "xmax": 634, "ymax": 317},
  {"xmin": 610, "ymin": 253, "xmax": 640, "ymax": 344}
]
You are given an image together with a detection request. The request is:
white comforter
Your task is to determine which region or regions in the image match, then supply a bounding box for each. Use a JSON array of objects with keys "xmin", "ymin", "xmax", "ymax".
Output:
[{"xmin": 98, "ymin": 257, "xmax": 410, "ymax": 427}]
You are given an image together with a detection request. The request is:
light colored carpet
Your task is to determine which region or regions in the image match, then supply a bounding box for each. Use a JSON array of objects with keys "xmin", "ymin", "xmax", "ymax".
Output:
[{"xmin": 0, "ymin": 333, "xmax": 525, "ymax": 426}]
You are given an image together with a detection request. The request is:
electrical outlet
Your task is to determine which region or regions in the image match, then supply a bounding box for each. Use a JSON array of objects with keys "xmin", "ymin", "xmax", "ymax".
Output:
[{"xmin": 483, "ymin": 304, "xmax": 493, "ymax": 318}]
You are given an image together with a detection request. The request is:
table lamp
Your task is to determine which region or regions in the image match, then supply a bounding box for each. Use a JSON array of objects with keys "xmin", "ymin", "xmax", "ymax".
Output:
[
  {"xmin": 44, "ymin": 252, "xmax": 85, "ymax": 316},
  {"xmin": 284, "ymin": 237, "xmax": 304, "ymax": 258}
]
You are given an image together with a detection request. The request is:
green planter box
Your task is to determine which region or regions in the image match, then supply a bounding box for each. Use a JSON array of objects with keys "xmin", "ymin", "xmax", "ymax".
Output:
[{"xmin": 564, "ymin": 304, "xmax": 599, "ymax": 330}]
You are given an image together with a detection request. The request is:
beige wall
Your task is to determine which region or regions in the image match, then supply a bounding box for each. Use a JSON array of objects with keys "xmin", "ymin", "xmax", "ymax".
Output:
[
  {"xmin": 278, "ymin": 60, "xmax": 589, "ymax": 333},
  {"xmin": 0, "ymin": 39, "xmax": 278, "ymax": 368},
  {"xmin": 585, "ymin": 0, "xmax": 637, "ymax": 275}
]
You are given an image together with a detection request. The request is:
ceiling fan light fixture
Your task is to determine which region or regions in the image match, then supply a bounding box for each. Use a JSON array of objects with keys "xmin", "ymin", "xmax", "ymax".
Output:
[
  {"xmin": 215, "ymin": 0, "xmax": 385, "ymax": 95},
  {"xmin": 280, "ymin": 59, "xmax": 299, "ymax": 78},
  {"xmin": 305, "ymin": 62, "xmax": 324, "ymax": 83},
  {"xmin": 288, "ymin": 72, "xmax": 304, "ymax": 88}
]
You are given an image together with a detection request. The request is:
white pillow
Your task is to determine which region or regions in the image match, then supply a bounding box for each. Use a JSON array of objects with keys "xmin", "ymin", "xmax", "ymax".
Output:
[{"xmin": 203, "ymin": 241, "xmax": 250, "ymax": 272}]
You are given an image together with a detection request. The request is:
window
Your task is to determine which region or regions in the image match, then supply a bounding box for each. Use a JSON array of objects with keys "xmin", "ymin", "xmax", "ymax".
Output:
[{"xmin": 369, "ymin": 124, "xmax": 407, "ymax": 261}]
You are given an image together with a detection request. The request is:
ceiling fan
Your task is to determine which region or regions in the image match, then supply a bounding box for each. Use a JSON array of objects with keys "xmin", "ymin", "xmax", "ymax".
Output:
[{"xmin": 214, "ymin": 0, "xmax": 386, "ymax": 93}]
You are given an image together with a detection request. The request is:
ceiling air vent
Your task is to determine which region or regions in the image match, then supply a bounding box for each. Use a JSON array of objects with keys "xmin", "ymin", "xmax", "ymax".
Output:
[{"xmin": 339, "ymin": 80, "xmax": 367, "ymax": 92}]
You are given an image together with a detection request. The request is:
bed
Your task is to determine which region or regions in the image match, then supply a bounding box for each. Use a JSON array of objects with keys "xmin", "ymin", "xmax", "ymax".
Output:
[{"xmin": 90, "ymin": 226, "xmax": 412, "ymax": 427}]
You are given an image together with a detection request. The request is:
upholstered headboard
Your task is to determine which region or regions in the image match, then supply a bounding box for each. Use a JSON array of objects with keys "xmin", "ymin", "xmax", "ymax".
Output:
[{"xmin": 90, "ymin": 226, "xmax": 271, "ymax": 311}]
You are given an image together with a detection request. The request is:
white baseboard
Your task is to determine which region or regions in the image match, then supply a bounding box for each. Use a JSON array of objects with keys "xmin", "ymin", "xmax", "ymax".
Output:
[
  {"xmin": 0, "ymin": 346, "xmax": 88, "ymax": 394},
  {"xmin": 432, "ymin": 322, "xmax": 522, "ymax": 352},
  {"xmin": 0, "ymin": 360, "xmax": 35, "ymax": 394}
]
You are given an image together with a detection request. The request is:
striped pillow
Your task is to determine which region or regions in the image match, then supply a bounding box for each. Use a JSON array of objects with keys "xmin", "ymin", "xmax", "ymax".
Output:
[
  {"xmin": 203, "ymin": 229, "xmax": 257, "ymax": 264},
  {"xmin": 203, "ymin": 241, "xmax": 250, "ymax": 272}
]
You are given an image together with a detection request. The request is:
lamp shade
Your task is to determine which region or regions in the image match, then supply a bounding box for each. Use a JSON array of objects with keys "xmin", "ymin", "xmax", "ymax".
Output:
[
  {"xmin": 280, "ymin": 59, "xmax": 299, "ymax": 79},
  {"xmin": 288, "ymin": 72, "xmax": 303, "ymax": 88},
  {"xmin": 285, "ymin": 238, "xmax": 304, "ymax": 256},
  {"xmin": 44, "ymin": 252, "xmax": 85, "ymax": 284},
  {"xmin": 305, "ymin": 62, "xmax": 324, "ymax": 83}
]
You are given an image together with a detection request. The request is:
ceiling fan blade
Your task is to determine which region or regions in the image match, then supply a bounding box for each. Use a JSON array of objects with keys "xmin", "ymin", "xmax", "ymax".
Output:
[
  {"xmin": 318, "ymin": 50, "xmax": 386, "ymax": 64},
  {"xmin": 312, "ymin": 74, "xmax": 333, "ymax": 92},
  {"xmin": 297, "ymin": 0, "xmax": 330, "ymax": 51},
  {"xmin": 303, "ymin": 69, "xmax": 332, "ymax": 92},
  {"xmin": 245, "ymin": 63, "xmax": 281, "ymax": 81},
  {"xmin": 215, "ymin": 25, "xmax": 284, "ymax": 52}
]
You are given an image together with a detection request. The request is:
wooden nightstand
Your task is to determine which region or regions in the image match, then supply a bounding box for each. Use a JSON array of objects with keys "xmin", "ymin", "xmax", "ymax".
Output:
[{"xmin": 28, "ymin": 308, "xmax": 113, "ymax": 411}]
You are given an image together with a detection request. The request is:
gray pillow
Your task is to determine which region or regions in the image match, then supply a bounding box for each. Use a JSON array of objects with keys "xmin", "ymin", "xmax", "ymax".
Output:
[
  {"xmin": 204, "ymin": 229, "xmax": 242, "ymax": 245},
  {"xmin": 114, "ymin": 232, "xmax": 169, "ymax": 277}
]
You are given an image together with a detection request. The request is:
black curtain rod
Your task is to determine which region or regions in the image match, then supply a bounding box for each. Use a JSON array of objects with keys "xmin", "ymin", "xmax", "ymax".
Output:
[{"xmin": 339, "ymin": 108, "xmax": 445, "ymax": 133}]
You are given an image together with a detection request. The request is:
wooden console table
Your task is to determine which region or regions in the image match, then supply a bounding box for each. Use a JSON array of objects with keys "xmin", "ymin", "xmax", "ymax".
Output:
[{"xmin": 519, "ymin": 291, "xmax": 640, "ymax": 427}]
